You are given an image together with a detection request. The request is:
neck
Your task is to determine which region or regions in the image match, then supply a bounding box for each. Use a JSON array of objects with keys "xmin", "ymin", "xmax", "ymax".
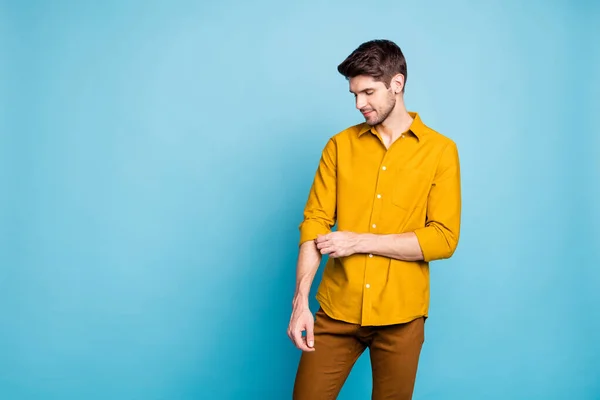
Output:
[{"xmin": 375, "ymin": 100, "xmax": 413, "ymax": 141}]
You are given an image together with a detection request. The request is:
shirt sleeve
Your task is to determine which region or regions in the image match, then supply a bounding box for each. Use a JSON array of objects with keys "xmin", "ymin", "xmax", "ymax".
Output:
[
  {"xmin": 413, "ymin": 140, "xmax": 461, "ymax": 261},
  {"xmin": 298, "ymin": 137, "xmax": 337, "ymax": 245}
]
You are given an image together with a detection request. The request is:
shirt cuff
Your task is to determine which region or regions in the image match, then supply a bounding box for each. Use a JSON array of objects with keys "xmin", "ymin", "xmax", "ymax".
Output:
[{"xmin": 299, "ymin": 219, "xmax": 331, "ymax": 246}]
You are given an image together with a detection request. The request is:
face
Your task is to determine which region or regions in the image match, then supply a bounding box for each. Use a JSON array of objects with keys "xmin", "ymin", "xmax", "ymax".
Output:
[{"xmin": 349, "ymin": 75, "xmax": 398, "ymax": 126}]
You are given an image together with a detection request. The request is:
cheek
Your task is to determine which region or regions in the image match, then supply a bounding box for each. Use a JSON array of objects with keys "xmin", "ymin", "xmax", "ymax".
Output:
[
  {"xmin": 376, "ymin": 93, "xmax": 390, "ymax": 107},
  {"xmin": 371, "ymin": 98, "xmax": 384, "ymax": 111}
]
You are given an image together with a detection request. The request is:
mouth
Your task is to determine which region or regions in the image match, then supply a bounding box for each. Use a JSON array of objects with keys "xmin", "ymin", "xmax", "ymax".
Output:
[{"xmin": 362, "ymin": 110, "xmax": 374, "ymax": 117}]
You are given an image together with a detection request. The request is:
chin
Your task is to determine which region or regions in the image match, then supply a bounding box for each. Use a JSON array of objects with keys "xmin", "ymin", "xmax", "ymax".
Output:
[{"xmin": 365, "ymin": 117, "xmax": 379, "ymax": 126}]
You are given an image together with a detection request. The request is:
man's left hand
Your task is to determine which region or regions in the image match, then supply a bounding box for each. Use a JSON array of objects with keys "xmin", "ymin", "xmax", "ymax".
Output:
[{"xmin": 315, "ymin": 231, "xmax": 360, "ymax": 258}]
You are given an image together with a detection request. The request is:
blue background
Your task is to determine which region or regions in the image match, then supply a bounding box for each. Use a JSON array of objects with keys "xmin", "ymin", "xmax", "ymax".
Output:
[{"xmin": 1, "ymin": 1, "xmax": 599, "ymax": 399}]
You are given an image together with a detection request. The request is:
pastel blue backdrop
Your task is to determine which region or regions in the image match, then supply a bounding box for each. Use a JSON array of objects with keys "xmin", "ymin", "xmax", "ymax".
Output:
[{"xmin": 1, "ymin": 1, "xmax": 598, "ymax": 399}]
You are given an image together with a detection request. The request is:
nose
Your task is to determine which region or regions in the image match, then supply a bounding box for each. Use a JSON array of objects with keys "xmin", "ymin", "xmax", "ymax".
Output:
[{"xmin": 355, "ymin": 96, "xmax": 367, "ymax": 110}]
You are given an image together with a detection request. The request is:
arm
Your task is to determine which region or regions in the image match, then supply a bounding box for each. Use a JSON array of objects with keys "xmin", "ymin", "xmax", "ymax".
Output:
[
  {"xmin": 297, "ymin": 138, "xmax": 337, "ymax": 245},
  {"xmin": 288, "ymin": 138, "xmax": 337, "ymax": 351},
  {"xmin": 287, "ymin": 240, "xmax": 321, "ymax": 352},
  {"xmin": 412, "ymin": 141, "xmax": 461, "ymax": 262},
  {"xmin": 354, "ymin": 232, "xmax": 424, "ymax": 261},
  {"xmin": 315, "ymin": 231, "xmax": 423, "ymax": 261},
  {"xmin": 292, "ymin": 241, "xmax": 322, "ymax": 311}
]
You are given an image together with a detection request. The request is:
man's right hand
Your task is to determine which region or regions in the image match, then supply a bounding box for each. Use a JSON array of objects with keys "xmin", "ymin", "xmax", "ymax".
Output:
[{"xmin": 287, "ymin": 307, "xmax": 315, "ymax": 352}]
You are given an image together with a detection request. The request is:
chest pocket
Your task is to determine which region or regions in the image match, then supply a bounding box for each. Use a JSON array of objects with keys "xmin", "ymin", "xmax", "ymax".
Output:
[{"xmin": 391, "ymin": 167, "xmax": 432, "ymax": 211}]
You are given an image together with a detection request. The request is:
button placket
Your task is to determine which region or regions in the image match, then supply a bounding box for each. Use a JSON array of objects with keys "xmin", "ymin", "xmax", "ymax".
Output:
[
  {"xmin": 363, "ymin": 154, "xmax": 391, "ymax": 321},
  {"xmin": 371, "ymin": 158, "xmax": 390, "ymax": 233}
]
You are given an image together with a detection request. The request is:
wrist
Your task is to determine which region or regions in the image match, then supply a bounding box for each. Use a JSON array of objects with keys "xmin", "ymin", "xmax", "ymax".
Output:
[
  {"xmin": 292, "ymin": 293, "xmax": 309, "ymax": 310},
  {"xmin": 354, "ymin": 233, "xmax": 373, "ymax": 254}
]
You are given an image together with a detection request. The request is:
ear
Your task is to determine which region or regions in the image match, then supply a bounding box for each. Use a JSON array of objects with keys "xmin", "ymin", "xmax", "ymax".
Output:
[{"xmin": 391, "ymin": 73, "xmax": 405, "ymax": 94}]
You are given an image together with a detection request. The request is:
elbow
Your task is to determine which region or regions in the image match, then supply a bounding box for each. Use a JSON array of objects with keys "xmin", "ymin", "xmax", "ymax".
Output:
[
  {"xmin": 418, "ymin": 226, "xmax": 459, "ymax": 262},
  {"xmin": 441, "ymin": 240, "xmax": 459, "ymax": 260},
  {"xmin": 436, "ymin": 229, "xmax": 459, "ymax": 260}
]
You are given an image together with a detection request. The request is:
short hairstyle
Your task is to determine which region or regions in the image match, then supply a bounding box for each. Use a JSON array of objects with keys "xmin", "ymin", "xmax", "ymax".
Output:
[{"xmin": 337, "ymin": 39, "xmax": 407, "ymax": 91}]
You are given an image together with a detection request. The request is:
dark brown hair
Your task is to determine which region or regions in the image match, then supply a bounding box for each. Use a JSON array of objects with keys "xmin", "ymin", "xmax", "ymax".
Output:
[{"xmin": 337, "ymin": 39, "xmax": 407, "ymax": 91}]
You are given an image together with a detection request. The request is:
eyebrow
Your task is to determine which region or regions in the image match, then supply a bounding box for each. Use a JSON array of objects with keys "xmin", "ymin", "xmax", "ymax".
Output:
[{"xmin": 349, "ymin": 88, "xmax": 376, "ymax": 94}]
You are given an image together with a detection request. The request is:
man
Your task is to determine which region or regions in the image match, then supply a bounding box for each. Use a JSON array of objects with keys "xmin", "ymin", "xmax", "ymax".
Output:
[{"xmin": 287, "ymin": 39, "xmax": 461, "ymax": 399}]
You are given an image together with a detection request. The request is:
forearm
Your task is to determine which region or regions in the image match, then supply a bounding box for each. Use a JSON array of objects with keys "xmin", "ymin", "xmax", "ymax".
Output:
[
  {"xmin": 292, "ymin": 240, "xmax": 322, "ymax": 309},
  {"xmin": 355, "ymin": 232, "xmax": 424, "ymax": 261}
]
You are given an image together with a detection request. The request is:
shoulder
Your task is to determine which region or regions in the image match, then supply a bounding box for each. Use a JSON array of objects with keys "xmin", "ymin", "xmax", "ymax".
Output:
[
  {"xmin": 421, "ymin": 122, "xmax": 457, "ymax": 150},
  {"xmin": 328, "ymin": 121, "xmax": 369, "ymax": 142},
  {"xmin": 418, "ymin": 121, "xmax": 460, "ymax": 171},
  {"xmin": 313, "ymin": 121, "xmax": 368, "ymax": 151}
]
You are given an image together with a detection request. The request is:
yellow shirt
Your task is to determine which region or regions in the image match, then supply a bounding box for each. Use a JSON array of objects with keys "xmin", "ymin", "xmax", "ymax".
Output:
[{"xmin": 298, "ymin": 112, "xmax": 461, "ymax": 326}]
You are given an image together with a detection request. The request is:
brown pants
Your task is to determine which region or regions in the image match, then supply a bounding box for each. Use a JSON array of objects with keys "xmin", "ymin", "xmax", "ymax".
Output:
[{"xmin": 293, "ymin": 308, "xmax": 425, "ymax": 400}]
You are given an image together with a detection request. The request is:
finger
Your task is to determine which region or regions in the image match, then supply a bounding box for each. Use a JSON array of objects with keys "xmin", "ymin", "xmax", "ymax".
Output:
[
  {"xmin": 319, "ymin": 233, "xmax": 333, "ymax": 242},
  {"xmin": 288, "ymin": 326, "xmax": 297, "ymax": 343},
  {"xmin": 306, "ymin": 319, "xmax": 315, "ymax": 349},
  {"xmin": 319, "ymin": 246, "xmax": 334, "ymax": 255},
  {"xmin": 301, "ymin": 337, "xmax": 315, "ymax": 352},
  {"xmin": 316, "ymin": 240, "xmax": 331, "ymax": 250},
  {"xmin": 293, "ymin": 327, "xmax": 311, "ymax": 352}
]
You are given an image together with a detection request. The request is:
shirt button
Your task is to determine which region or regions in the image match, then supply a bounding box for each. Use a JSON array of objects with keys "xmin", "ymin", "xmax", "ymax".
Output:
[
  {"xmin": 376, "ymin": 194, "xmax": 381, "ymax": 199},
  {"xmin": 369, "ymin": 254, "xmax": 373, "ymax": 258},
  {"xmin": 366, "ymin": 284, "xmax": 371, "ymax": 289},
  {"xmin": 372, "ymin": 224, "xmax": 377, "ymax": 229},
  {"xmin": 382, "ymin": 166, "xmax": 387, "ymax": 171}
]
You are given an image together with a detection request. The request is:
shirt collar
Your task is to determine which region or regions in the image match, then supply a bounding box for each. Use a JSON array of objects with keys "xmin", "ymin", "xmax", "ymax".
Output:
[{"xmin": 358, "ymin": 111, "xmax": 427, "ymax": 140}]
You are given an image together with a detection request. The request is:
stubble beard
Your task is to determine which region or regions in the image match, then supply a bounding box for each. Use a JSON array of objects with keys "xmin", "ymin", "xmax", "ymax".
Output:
[{"xmin": 366, "ymin": 90, "xmax": 397, "ymax": 126}]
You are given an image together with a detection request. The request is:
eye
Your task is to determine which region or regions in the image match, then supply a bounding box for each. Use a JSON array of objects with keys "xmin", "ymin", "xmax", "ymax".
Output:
[{"xmin": 366, "ymin": 91, "xmax": 374, "ymax": 95}]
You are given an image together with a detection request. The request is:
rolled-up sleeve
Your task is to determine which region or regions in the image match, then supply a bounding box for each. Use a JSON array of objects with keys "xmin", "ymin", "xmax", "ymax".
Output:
[
  {"xmin": 298, "ymin": 138, "xmax": 337, "ymax": 245},
  {"xmin": 413, "ymin": 140, "xmax": 461, "ymax": 261}
]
